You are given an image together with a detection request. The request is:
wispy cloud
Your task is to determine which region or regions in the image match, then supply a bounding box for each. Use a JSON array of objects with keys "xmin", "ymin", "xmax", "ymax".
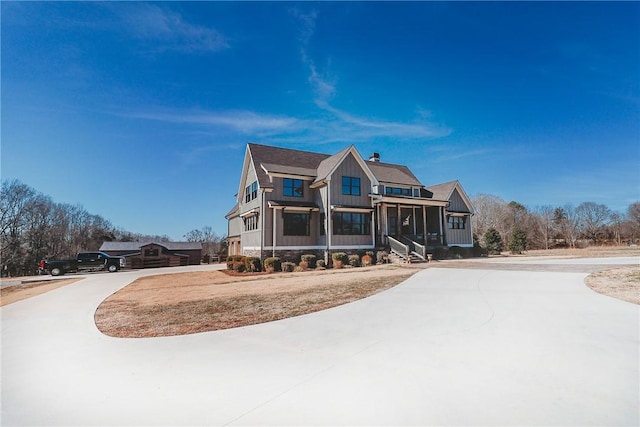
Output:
[
  {"xmin": 122, "ymin": 108, "xmax": 301, "ymax": 136},
  {"xmin": 112, "ymin": 3, "xmax": 229, "ymax": 54},
  {"xmin": 289, "ymin": 8, "xmax": 449, "ymax": 143}
]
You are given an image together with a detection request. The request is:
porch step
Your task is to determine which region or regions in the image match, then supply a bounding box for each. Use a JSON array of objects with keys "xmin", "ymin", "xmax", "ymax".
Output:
[{"xmin": 388, "ymin": 252, "xmax": 427, "ymax": 264}]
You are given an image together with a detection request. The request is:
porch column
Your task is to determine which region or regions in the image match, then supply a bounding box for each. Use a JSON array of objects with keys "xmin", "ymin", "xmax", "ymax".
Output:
[
  {"xmin": 272, "ymin": 207, "xmax": 277, "ymax": 257},
  {"xmin": 397, "ymin": 205, "xmax": 401, "ymax": 236},
  {"xmin": 422, "ymin": 205, "xmax": 427, "ymax": 242},
  {"xmin": 439, "ymin": 207, "xmax": 444, "ymax": 245},
  {"xmin": 412, "ymin": 207, "xmax": 417, "ymax": 236}
]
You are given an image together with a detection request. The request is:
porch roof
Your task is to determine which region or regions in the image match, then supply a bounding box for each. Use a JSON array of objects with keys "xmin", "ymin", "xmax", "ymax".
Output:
[
  {"xmin": 372, "ymin": 194, "xmax": 449, "ymax": 207},
  {"xmin": 268, "ymin": 200, "xmax": 320, "ymax": 211}
]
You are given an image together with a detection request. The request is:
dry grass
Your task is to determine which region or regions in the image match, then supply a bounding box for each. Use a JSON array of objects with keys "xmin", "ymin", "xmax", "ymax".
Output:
[
  {"xmin": 1, "ymin": 278, "xmax": 81, "ymax": 306},
  {"xmin": 585, "ymin": 265, "xmax": 640, "ymax": 305},
  {"xmin": 525, "ymin": 245, "xmax": 640, "ymax": 258},
  {"xmin": 95, "ymin": 265, "xmax": 417, "ymax": 338}
]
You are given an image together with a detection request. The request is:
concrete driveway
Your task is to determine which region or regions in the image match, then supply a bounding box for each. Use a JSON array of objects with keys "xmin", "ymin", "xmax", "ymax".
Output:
[{"xmin": 1, "ymin": 258, "xmax": 638, "ymax": 426}]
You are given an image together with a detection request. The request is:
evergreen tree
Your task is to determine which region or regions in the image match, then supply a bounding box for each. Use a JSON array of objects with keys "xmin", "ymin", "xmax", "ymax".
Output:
[
  {"xmin": 508, "ymin": 227, "xmax": 528, "ymax": 254},
  {"xmin": 483, "ymin": 227, "xmax": 503, "ymax": 255}
]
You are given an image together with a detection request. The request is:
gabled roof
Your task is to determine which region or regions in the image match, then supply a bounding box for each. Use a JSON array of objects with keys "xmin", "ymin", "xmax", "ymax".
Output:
[
  {"xmin": 314, "ymin": 146, "xmax": 352, "ymax": 184},
  {"xmin": 426, "ymin": 180, "xmax": 475, "ymax": 214},
  {"xmin": 247, "ymin": 143, "xmax": 328, "ymax": 189},
  {"xmin": 368, "ymin": 162, "xmax": 423, "ymax": 186},
  {"xmin": 239, "ymin": 143, "xmax": 427, "ymax": 196},
  {"xmin": 100, "ymin": 241, "xmax": 202, "ymax": 252}
]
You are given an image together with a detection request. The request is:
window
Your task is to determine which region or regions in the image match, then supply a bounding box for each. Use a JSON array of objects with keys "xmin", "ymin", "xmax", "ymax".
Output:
[
  {"xmin": 283, "ymin": 213, "xmax": 310, "ymax": 236},
  {"xmin": 385, "ymin": 186, "xmax": 412, "ymax": 196},
  {"xmin": 245, "ymin": 181, "xmax": 258, "ymax": 203},
  {"xmin": 333, "ymin": 212, "xmax": 371, "ymax": 235},
  {"xmin": 283, "ymin": 178, "xmax": 304, "ymax": 197},
  {"xmin": 245, "ymin": 215, "xmax": 259, "ymax": 231},
  {"xmin": 144, "ymin": 248, "xmax": 159, "ymax": 257},
  {"xmin": 448, "ymin": 216, "xmax": 466, "ymax": 229},
  {"xmin": 342, "ymin": 176, "xmax": 361, "ymax": 196}
]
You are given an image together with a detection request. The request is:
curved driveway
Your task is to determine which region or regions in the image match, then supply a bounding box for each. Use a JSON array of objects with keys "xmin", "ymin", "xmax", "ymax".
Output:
[{"xmin": 2, "ymin": 258, "xmax": 638, "ymax": 426}]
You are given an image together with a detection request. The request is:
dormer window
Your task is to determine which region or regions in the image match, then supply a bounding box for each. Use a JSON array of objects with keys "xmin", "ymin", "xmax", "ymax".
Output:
[
  {"xmin": 284, "ymin": 178, "xmax": 304, "ymax": 197},
  {"xmin": 385, "ymin": 186, "xmax": 412, "ymax": 197}
]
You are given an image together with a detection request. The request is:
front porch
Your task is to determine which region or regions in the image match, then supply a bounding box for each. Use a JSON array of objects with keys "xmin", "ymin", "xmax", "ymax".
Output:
[{"xmin": 374, "ymin": 198, "xmax": 449, "ymax": 249}]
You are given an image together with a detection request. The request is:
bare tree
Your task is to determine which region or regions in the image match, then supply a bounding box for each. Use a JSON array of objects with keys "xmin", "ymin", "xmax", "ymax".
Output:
[
  {"xmin": 471, "ymin": 194, "xmax": 509, "ymax": 238},
  {"xmin": 533, "ymin": 205, "xmax": 555, "ymax": 250},
  {"xmin": 576, "ymin": 202, "xmax": 612, "ymax": 244},
  {"xmin": 554, "ymin": 205, "xmax": 580, "ymax": 248},
  {"xmin": 184, "ymin": 226, "xmax": 224, "ymax": 258}
]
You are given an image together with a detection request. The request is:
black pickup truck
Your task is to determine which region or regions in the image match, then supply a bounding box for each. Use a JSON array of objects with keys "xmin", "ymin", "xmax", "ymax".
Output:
[{"xmin": 43, "ymin": 251, "xmax": 126, "ymax": 276}]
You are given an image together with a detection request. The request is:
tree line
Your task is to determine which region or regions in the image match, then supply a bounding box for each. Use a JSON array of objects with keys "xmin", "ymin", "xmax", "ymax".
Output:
[
  {"xmin": 471, "ymin": 194, "xmax": 640, "ymax": 254},
  {"xmin": 1, "ymin": 180, "xmax": 225, "ymax": 277}
]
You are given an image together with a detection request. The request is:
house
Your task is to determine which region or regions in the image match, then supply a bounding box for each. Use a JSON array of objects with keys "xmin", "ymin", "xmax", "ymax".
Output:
[
  {"xmin": 226, "ymin": 143, "xmax": 474, "ymax": 263},
  {"xmin": 100, "ymin": 241, "xmax": 203, "ymax": 268}
]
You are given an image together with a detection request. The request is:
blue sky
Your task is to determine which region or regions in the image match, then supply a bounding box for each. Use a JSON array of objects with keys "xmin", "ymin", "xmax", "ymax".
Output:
[{"xmin": 2, "ymin": 2, "xmax": 639, "ymax": 240}]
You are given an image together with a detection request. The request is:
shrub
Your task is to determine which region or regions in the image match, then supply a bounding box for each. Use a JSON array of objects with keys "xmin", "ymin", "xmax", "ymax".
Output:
[
  {"xmin": 227, "ymin": 255, "xmax": 246, "ymax": 270},
  {"xmin": 264, "ymin": 257, "xmax": 281, "ymax": 272},
  {"xmin": 508, "ymin": 228, "xmax": 528, "ymax": 254},
  {"xmin": 365, "ymin": 251, "xmax": 376, "ymax": 265},
  {"xmin": 448, "ymin": 246, "xmax": 464, "ymax": 259},
  {"xmin": 316, "ymin": 259, "xmax": 326, "ymax": 269},
  {"xmin": 483, "ymin": 228, "xmax": 504, "ymax": 255},
  {"xmin": 332, "ymin": 252, "xmax": 348, "ymax": 269},
  {"xmin": 348, "ymin": 254, "xmax": 361, "ymax": 267},
  {"xmin": 376, "ymin": 250, "xmax": 389, "ymax": 264},
  {"xmin": 332, "ymin": 252, "xmax": 348, "ymax": 263},
  {"xmin": 281, "ymin": 261, "xmax": 296, "ymax": 272},
  {"xmin": 244, "ymin": 257, "xmax": 262, "ymax": 272},
  {"xmin": 233, "ymin": 262, "xmax": 246, "ymax": 273},
  {"xmin": 361, "ymin": 254, "xmax": 373, "ymax": 267},
  {"xmin": 300, "ymin": 254, "xmax": 317, "ymax": 269}
]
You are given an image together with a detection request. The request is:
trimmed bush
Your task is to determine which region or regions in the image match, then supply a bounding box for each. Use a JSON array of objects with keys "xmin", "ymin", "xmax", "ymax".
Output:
[
  {"xmin": 376, "ymin": 250, "xmax": 389, "ymax": 264},
  {"xmin": 332, "ymin": 252, "xmax": 348, "ymax": 263},
  {"xmin": 244, "ymin": 257, "xmax": 262, "ymax": 272},
  {"xmin": 300, "ymin": 254, "xmax": 317, "ymax": 269},
  {"xmin": 228, "ymin": 255, "xmax": 246, "ymax": 270},
  {"xmin": 316, "ymin": 259, "xmax": 326, "ymax": 269},
  {"xmin": 361, "ymin": 254, "xmax": 373, "ymax": 267},
  {"xmin": 281, "ymin": 261, "xmax": 296, "ymax": 272},
  {"xmin": 348, "ymin": 254, "xmax": 361, "ymax": 267},
  {"xmin": 233, "ymin": 262, "xmax": 246, "ymax": 273},
  {"xmin": 264, "ymin": 257, "xmax": 281, "ymax": 272},
  {"xmin": 365, "ymin": 251, "xmax": 376, "ymax": 265},
  {"xmin": 332, "ymin": 252, "xmax": 348, "ymax": 269}
]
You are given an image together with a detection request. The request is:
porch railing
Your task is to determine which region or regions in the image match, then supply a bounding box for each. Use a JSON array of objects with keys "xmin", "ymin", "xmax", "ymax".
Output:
[
  {"xmin": 400, "ymin": 235, "xmax": 426, "ymax": 260},
  {"xmin": 388, "ymin": 236, "xmax": 409, "ymax": 260}
]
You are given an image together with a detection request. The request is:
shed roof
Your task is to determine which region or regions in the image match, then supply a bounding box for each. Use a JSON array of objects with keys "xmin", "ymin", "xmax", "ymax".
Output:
[{"xmin": 100, "ymin": 241, "xmax": 203, "ymax": 252}]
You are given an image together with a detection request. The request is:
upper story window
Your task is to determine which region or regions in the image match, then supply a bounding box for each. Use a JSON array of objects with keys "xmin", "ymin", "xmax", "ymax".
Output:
[
  {"xmin": 245, "ymin": 181, "xmax": 258, "ymax": 203},
  {"xmin": 342, "ymin": 176, "xmax": 361, "ymax": 196},
  {"xmin": 283, "ymin": 178, "xmax": 304, "ymax": 197},
  {"xmin": 448, "ymin": 216, "xmax": 466, "ymax": 230},
  {"xmin": 385, "ymin": 186, "xmax": 412, "ymax": 197}
]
